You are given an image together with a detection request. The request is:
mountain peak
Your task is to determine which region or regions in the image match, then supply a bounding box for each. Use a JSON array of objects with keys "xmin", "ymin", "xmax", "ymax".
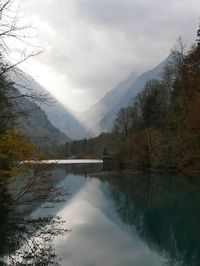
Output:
[{"xmin": 83, "ymin": 52, "xmax": 176, "ymax": 135}]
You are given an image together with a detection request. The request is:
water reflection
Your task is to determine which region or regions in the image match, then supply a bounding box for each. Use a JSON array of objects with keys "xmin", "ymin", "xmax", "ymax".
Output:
[
  {"xmin": 50, "ymin": 169, "xmax": 200, "ymax": 266},
  {"xmin": 0, "ymin": 165, "xmax": 68, "ymax": 266},
  {"xmin": 53, "ymin": 177, "xmax": 163, "ymax": 266},
  {"xmin": 10, "ymin": 163, "xmax": 200, "ymax": 266},
  {"xmin": 63, "ymin": 162, "xmax": 102, "ymax": 176},
  {"xmin": 30, "ymin": 164, "xmax": 200, "ymax": 266},
  {"xmin": 105, "ymin": 172, "xmax": 200, "ymax": 266}
]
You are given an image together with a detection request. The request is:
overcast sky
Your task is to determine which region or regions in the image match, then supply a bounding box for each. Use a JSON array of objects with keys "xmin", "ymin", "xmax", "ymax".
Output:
[{"xmin": 14, "ymin": 0, "xmax": 200, "ymax": 112}]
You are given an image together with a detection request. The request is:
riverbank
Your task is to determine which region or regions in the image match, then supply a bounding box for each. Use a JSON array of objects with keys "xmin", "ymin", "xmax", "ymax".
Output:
[{"xmin": 89, "ymin": 167, "xmax": 200, "ymax": 178}]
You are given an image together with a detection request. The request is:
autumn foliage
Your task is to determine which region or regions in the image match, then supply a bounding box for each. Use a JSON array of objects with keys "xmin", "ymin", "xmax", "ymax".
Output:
[
  {"xmin": 110, "ymin": 27, "xmax": 200, "ymax": 172},
  {"xmin": 0, "ymin": 130, "xmax": 40, "ymax": 178}
]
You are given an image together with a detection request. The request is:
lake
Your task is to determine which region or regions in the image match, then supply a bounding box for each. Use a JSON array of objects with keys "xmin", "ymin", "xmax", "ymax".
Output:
[{"xmin": 14, "ymin": 160, "xmax": 200, "ymax": 265}]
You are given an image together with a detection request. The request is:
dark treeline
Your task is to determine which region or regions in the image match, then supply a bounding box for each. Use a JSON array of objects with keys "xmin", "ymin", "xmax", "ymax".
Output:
[
  {"xmin": 0, "ymin": 1, "xmax": 68, "ymax": 265},
  {"xmin": 62, "ymin": 133, "xmax": 115, "ymax": 158},
  {"xmin": 67, "ymin": 26, "xmax": 200, "ymax": 172}
]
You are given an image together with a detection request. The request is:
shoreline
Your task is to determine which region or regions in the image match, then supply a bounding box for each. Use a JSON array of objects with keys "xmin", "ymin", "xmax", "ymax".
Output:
[{"xmin": 89, "ymin": 167, "xmax": 200, "ymax": 177}]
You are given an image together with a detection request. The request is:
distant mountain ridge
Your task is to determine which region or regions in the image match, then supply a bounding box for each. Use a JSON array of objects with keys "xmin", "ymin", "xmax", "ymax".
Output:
[
  {"xmin": 12, "ymin": 69, "xmax": 88, "ymax": 139},
  {"xmin": 81, "ymin": 72, "xmax": 138, "ymax": 134},
  {"xmin": 83, "ymin": 52, "xmax": 176, "ymax": 134},
  {"xmin": 9, "ymin": 87, "xmax": 69, "ymax": 148},
  {"xmin": 10, "ymin": 52, "xmax": 177, "ymax": 142}
]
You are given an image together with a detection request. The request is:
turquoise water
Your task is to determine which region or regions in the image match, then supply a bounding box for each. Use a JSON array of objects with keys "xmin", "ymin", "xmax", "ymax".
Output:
[{"xmin": 31, "ymin": 164, "xmax": 200, "ymax": 266}]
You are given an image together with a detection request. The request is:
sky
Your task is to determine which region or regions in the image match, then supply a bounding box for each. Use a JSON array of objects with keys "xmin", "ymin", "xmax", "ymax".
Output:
[{"xmin": 11, "ymin": 0, "xmax": 200, "ymax": 112}]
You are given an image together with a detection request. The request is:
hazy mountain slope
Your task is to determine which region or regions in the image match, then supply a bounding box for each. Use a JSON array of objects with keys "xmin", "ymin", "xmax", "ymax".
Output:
[
  {"xmin": 10, "ymin": 87, "xmax": 69, "ymax": 148},
  {"xmin": 12, "ymin": 69, "xmax": 88, "ymax": 139},
  {"xmin": 81, "ymin": 72, "xmax": 138, "ymax": 134},
  {"xmin": 86, "ymin": 53, "xmax": 175, "ymax": 134},
  {"xmin": 42, "ymin": 101, "xmax": 88, "ymax": 140},
  {"xmin": 11, "ymin": 53, "xmax": 176, "ymax": 140}
]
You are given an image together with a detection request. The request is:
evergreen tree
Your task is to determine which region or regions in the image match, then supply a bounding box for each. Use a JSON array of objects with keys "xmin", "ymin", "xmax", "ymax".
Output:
[{"xmin": 196, "ymin": 23, "xmax": 200, "ymax": 47}]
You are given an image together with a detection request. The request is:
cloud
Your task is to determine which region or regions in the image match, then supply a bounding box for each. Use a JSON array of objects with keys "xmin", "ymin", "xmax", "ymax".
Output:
[{"xmin": 17, "ymin": 0, "xmax": 200, "ymax": 111}]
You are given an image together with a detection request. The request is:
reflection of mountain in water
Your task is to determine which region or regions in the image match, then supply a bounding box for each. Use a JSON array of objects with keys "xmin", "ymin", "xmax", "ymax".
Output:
[
  {"xmin": 20, "ymin": 165, "xmax": 200, "ymax": 266},
  {"xmin": 104, "ymin": 172, "xmax": 200, "ymax": 266},
  {"xmin": 30, "ymin": 163, "xmax": 103, "ymax": 215}
]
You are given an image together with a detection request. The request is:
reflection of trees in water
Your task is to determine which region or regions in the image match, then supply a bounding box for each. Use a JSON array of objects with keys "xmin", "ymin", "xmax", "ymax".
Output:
[
  {"xmin": 63, "ymin": 163, "xmax": 102, "ymax": 176},
  {"xmin": 107, "ymin": 172, "xmax": 200, "ymax": 266},
  {"xmin": 0, "ymin": 167, "xmax": 69, "ymax": 266},
  {"xmin": 0, "ymin": 162, "xmax": 102, "ymax": 265}
]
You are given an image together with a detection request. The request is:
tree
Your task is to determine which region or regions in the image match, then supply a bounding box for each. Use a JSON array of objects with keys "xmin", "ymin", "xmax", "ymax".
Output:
[
  {"xmin": 0, "ymin": 0, "xmax": 51, "ymax": 133},
  {"xmin": 111, "ymin": 28, "xmax": 200, "ymax": 170},
  {"xmin": 113, "ymin": 107, "xmax": 132, "ymax": 137},
  {"xmin": 0, "ymin": 1, "xmax": 68, "ymax": 264},
  {"xmin": 196, "ymin": 23, "xmax": 200, "ymax": 47}
]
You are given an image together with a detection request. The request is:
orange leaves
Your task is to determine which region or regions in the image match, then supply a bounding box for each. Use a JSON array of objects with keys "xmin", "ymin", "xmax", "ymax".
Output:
[
  {"xmin": 0, "ymin": 130, "xmax": 40, "ymax": 178},
  {"xmin": 0, "ymin": 130, "xmax": 37, "ymax": 162}
]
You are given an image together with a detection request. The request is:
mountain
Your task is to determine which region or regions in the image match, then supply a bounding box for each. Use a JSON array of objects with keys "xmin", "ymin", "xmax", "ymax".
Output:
[
  {"xmin": 12, "ymin": 69, "xmax": 88, "ymax": 140},
  {"xmin": 81, "ymin": 72, "xmax": 138, "ymax": 135},
  {"xmin": 11, "ymin": 52, "xmax": 176, "ymax": 141},
  {"xmin": 10, "ymin": 87, "xmax": 69, "ymax": 148},
  {"xmin": 83, "ymin": 52, "xmax": 176, "ymax": 134},
  {"xmin": 41, "ymin": 101, "xmax": 88, "ymax": 140}
]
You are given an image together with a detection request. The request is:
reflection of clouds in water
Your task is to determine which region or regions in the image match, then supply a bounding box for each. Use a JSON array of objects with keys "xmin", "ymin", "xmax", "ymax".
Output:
[
  {"xmin": 53, "ymin": 178, "xmax": 163, "ymax": 266},
  {"xmin": 57, "ymin": 178, "xmax": 106, "ymax": 224},
  {"xmin": 31, "ymin": 172, "xmax": 99, "ymax": 218},
  {"xmin": 18, "ymin": 168, "xmax": 200, "ymax": 266}
]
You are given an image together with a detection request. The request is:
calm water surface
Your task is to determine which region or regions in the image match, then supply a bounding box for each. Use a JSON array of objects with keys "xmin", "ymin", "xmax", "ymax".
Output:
[{"xmin": 31, "ymin": 161, "xmax": 200, "ymax": 266}]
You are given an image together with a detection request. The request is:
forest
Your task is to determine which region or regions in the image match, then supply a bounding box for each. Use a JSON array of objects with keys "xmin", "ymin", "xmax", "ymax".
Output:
[{"xmin": 66, "ymin": 27, "xmax": 200, "ymax": 172}]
